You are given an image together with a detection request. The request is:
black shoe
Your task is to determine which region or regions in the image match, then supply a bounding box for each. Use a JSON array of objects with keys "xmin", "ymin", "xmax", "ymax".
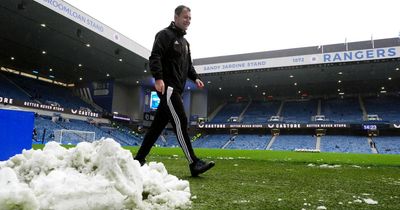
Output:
[
  {"xmin": 134, "ymin": 157, "xmax": 146, "ymax": 166},
  {"xmin": 190, "ymin": 159, "xmax": 215, "ymax": 177}
]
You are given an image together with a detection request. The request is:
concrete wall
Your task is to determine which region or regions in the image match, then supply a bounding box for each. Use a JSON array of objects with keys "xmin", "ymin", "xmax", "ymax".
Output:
[
  {"xmin": 190, "ymin": 90, "xmax": 208, "ymax": 118},
  {"xmin": 112, "ymin": 82, "xmax": 144, "ymax": 120}
]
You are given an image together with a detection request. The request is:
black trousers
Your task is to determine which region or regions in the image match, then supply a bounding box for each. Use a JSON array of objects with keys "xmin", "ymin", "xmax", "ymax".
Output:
[{"xmin": 135, "ymin": 86, "xmax": 198, "ymax": 164}]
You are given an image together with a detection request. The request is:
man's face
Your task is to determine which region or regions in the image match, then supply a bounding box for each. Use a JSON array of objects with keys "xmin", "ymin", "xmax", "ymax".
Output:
[{"xmin": 174, "ymin": 8, "xmax": 191, "ymax": 31}]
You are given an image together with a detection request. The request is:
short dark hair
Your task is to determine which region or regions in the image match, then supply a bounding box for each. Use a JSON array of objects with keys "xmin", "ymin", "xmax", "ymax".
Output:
[{"xmin": 175, "ymin": 5, "xmax": 190, "ymax": 16}]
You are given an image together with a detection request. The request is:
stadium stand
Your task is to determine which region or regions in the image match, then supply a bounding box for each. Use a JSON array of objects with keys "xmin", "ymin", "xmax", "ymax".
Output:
[
  {"xmin": 4, "ymin": 71, "xmax": 398, "ymax": 153},
  {"xmin": 281, "ymin": 100, "xmax": 317, "ymax": 123},
  {"xmin": 33, "ymin": 115, "xmax": 64, "ymax": 142},
  {"xmin": 269, "ymin": 135, "xmax": 316, "ymax": 151},
  {"xmin": 0, "ymin": 72, "xmax": 31, "ymax": 101},
  {"xmin": 207, "ymin": 97, "xmax": 399, "ymax": 124},
  {"xmin": 2, "ymin": 72, "xmax": 95, "ymax": 110},
  {"xmin": 225, "ymin": 134, "xmax": 270, "ymax": 150},
  {"xmin": 363, "ymin": 95, "xmax": 400, "ymax": 122},
  {"xmin": 188, "ymin": 95, "xmax": 400, "ymax": 153},
  {"xmin": 211, "ymin": 102, "xmax": 248, "ymax": 123},
  {"xmin": 33, "ymin": 116, "xmax": 140, "ymax": 146},
  {"xmin": 320, "ymin": 135, "xmax": 371, "ymax": 153},
  {"xmin": 372, "ymin": 136, "xmax": 400, "ymax": 154},
  {"xmin": 321, "ymin": 97, "xmax": 363, "ymax": 122},
  {"xmin": 98, "ymin": 124, "xmax": 142, "ymax": 146},
  {"xmin": 155, "ymin": 133, "xmax": 181, "ymax": 147},
  {"xmin": 192, "ymin": 134, "xmax": 230, "ymax": 148},
  {"xmin": 241, "ymin": 101, "xmax": 281, "ymax": 123}
]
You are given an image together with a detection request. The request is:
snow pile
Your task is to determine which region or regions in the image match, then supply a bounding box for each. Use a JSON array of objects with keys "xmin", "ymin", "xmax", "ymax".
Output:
[
  {"xmin": 363, "ymin": 198, "xmax": 378, "ymax": 205},
  {"xmin": 0, "ymin": 138, "xmax": 191, "ymax": 210},
  {"xmin": 307, "ymin": 163, "xmax": 341, "ymax": 168},
  {"xmin": 319, "ymin": 164, "xmax": 341, "ymax": 168},
  {"xmin": 352, "ymin": 195, "xmax": 378, "ymax": 205}
]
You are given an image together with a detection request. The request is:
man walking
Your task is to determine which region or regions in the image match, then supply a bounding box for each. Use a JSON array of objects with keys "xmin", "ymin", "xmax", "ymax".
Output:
[{"xmin": 135, "ymin": 5, "xmax": 215, "ymax": 177}]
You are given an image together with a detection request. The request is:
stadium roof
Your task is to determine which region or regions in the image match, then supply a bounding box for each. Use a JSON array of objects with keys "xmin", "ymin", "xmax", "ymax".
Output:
[
  {"xmin": 0, "ymin": 0, "xmax": 150, "ymax": 85},
  {"xmin": 194, "ymin": 39, "xmax": 400, "ymax": 99}
]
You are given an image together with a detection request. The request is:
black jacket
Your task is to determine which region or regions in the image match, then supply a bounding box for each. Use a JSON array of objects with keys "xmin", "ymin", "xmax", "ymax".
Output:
[{"xmin": 149, "ymin": 22, "xmax": 200, "ymax": 94}]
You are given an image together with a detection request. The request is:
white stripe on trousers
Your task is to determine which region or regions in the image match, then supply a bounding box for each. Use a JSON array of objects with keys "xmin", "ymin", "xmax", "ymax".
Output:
[{"xmin": 166, "ymin": 86, "xmax": 194, "ymax": 163}]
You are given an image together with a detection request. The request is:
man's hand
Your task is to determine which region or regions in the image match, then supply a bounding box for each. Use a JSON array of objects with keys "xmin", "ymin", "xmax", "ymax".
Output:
[
  {"xmin": 155, "ymin": 79, "xmax": 165, "ymax": 95},
  {"xmin": 195, "ymin": 79, "xmax": 204, "ymax": 88}
]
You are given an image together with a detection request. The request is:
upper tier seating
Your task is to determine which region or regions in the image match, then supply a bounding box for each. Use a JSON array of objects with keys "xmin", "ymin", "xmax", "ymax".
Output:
[
  {"xmin": 2, "ymin": 72, "xmax": 95, "ymax": 110},
  {"xmin": 0, "ymin": 72, "xmax": 31, "ymax": 101},
  {"xmin": 363, "ymin": 96, "xmax": 400, "ymax": 122},
  {"xmin": 321, "ymin": 97, "xmax": 363, "ymax": 122},
  {"xmin": 242, "ymin": 101, "xmax": 280, "ymax": 123},
  {"xmin": 211, "ymin": 102, "xmax": 248, "ymax": 123},
  {"xmin": 281, "ymin": 100, "xmax": 317, "ymax": 123}
]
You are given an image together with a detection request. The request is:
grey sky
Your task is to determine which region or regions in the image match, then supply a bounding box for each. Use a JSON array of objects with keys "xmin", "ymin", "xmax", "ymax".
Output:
[{"xmin": 65, "ymin": 0, "xmax": 399, "ymax": 59}]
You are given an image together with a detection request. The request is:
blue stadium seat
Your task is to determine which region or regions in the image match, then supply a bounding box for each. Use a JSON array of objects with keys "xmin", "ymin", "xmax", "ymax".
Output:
[
  {"xmin": 270, "ymin": 135, "xmax": 316, "ymax": 151},
  {"xmin": 321, "ymin": 97, "xmax": 363, "ymax": 123},
  {"xmin": 193, "ymin": 134, "xmax": 230, "ymax": 148},
  {"xmin": 281, "ymin": 100, "xmax": 317, "ymax": 123},
  {"xmin": 225, "ymin": 134, "xmax": 270, "ymax": 150},
  {"xmin": 364, "ymin": 96, "xmax": 400, "ymax": 122},
  {"xmin": 373, "ymin": 136, "xmax": 400, "ymax": 154},
  {"xmin": 0, "ymin": 72, "xmax": 31, "ymax": 101},
  {"xmin": 211, "ymin": 102, "xmax": 248, "ymax": 123},
  {"xmin": 320, "ymin": 135, "xmax": 371, "ymax": 153},
  {"xmin": 33, "ymin": 116, "xmax": 140, "ymax": 146},
  {"xmin": 3, "ymin": 72, "xmax": 96, "ymax": 110},
  {"xmin": 242, "ymin": 101, "xmax": 280, "ymax": 123}
]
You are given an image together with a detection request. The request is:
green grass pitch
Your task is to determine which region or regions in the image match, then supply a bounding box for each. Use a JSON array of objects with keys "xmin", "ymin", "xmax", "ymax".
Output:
[
  {"xmin": 127, "ymin": 147, "xmax": 400, "ymax": 210},
  {"xmin": 33, "ymin": 144, "xmax": 400, "ymax": 209}
]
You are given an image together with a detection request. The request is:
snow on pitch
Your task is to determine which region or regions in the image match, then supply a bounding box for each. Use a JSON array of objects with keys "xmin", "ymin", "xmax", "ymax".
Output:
[{"xmin": 0, "ymin": 138, "xmax": 191, "ymax": 210}]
